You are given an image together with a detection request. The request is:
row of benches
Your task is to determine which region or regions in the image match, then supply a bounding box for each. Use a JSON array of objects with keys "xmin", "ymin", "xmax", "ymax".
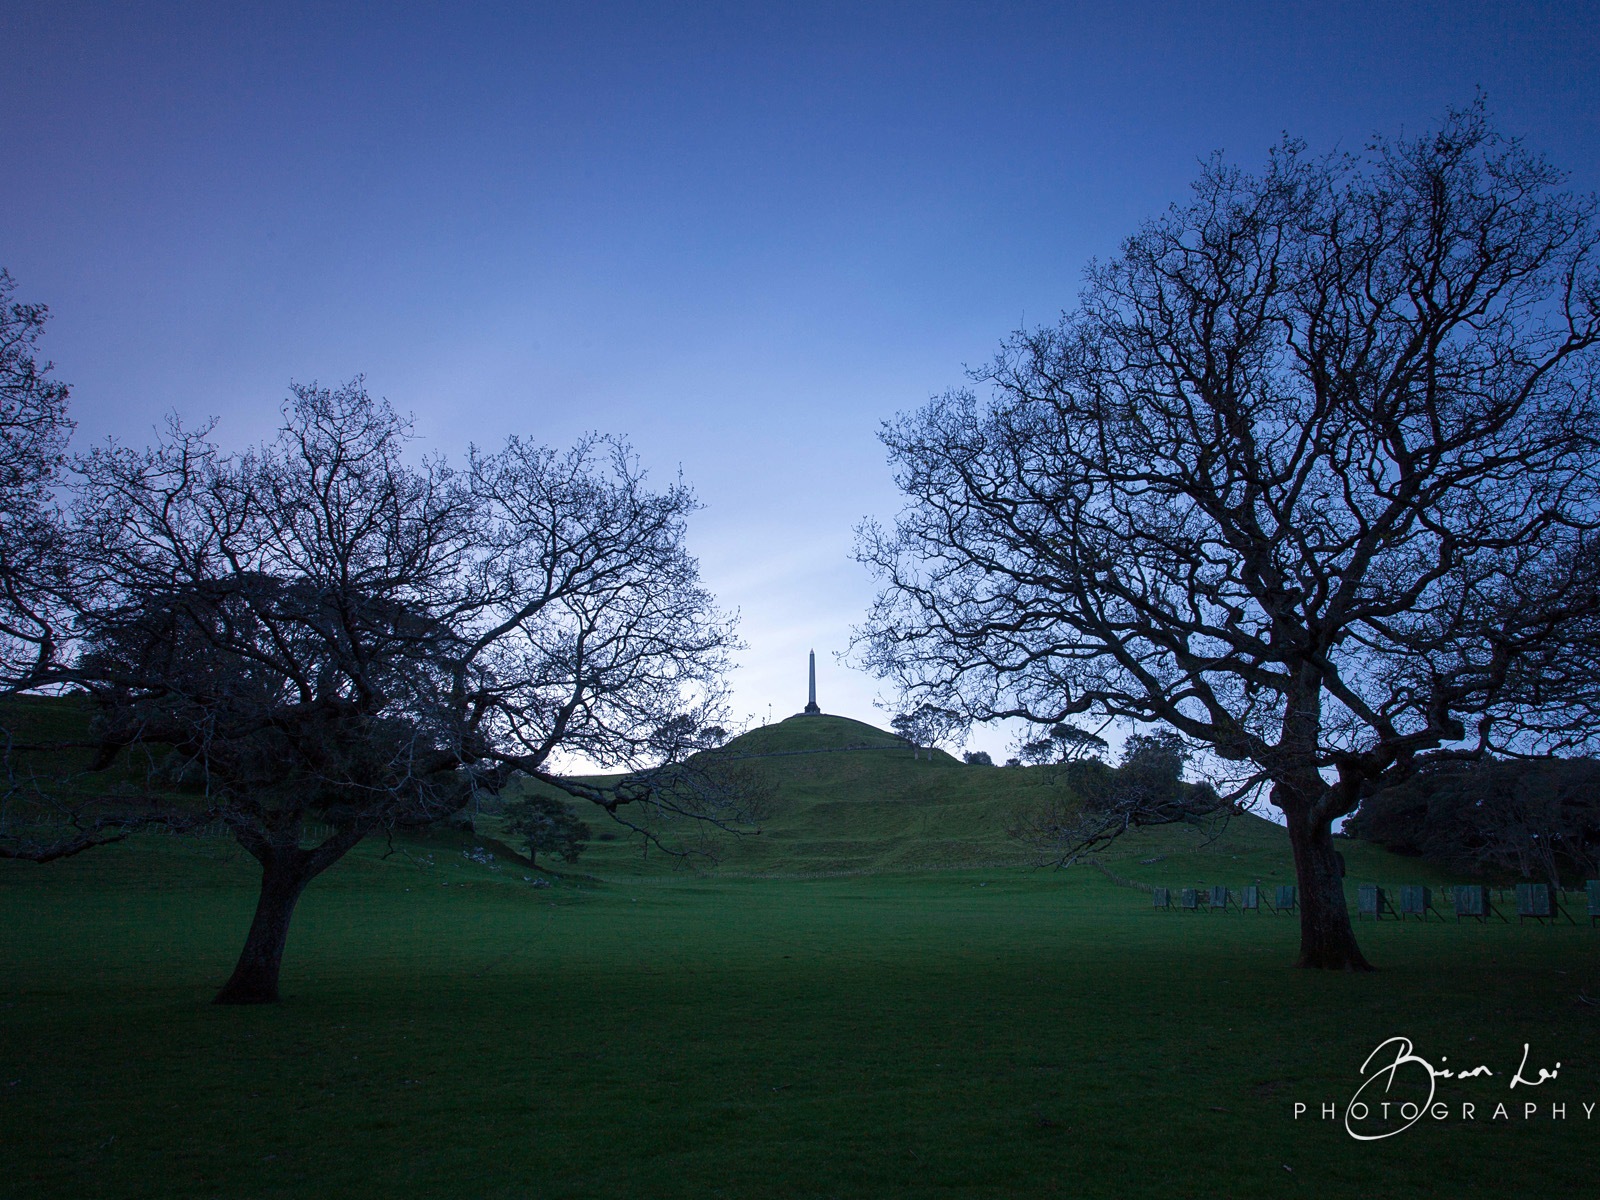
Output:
[{"xmin": 1150, "ymin": 881, "xmax": 1600, "ymax": 922}]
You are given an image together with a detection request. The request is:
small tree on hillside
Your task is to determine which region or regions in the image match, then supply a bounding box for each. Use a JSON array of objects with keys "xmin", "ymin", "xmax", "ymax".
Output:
[
  {"xmin": 1011, "ymin": 726, "xmax": 1228, "ymax": 862},
  {"xmin": 1118, "ymin": 732, "xmax": 1187, "ymax": 786},
  {"xmin": 503, "ymin": 794, "xmax": 592, "ymax": 866},
  {"xmin": 1017, "ymin": 723, "xmax": 1110, "ymax": 766},
  {"xmin": 890, "ymin": 704, "xmax": 960, "ymax": 760},
  {"xmin": 1049, "ymin": 724, "xmax": 1109, "ymax": 762},
  {"xmin": 1015, "ymin": 737, "xmax": 1056, "ymax": 766},
  {"xmin": 856, "ymin": 104, "xmax": 1600, "ymax": 970}
]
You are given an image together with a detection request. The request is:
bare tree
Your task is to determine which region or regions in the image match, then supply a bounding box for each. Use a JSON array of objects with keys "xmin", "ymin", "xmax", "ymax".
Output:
[
  {"xmin": 0, "ymin": 273, "xmax": 141, "ymax": 865},
  {"xmin": 46, "ymin": 381, "xmax": 744, "ymax": 1002},
  {"xmin": 855, "ymin": 104, "xmax": 1600, "ymax": 969},
  {"xmin": 0, "ymin": 270, "xmax": 74, "ymax": 689}
]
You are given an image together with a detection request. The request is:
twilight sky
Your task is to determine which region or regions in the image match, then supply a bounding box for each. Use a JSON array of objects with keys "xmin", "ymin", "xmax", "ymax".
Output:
[{"xmin": 4, "ymin": 1, "xmax": 1598, "ymax": 762}]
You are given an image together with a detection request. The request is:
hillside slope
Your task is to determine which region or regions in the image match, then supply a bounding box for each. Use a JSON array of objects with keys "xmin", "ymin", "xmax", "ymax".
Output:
[
  {"xmin": 514, "ymin": 714, "xmax": 1205, "ymax": 878},
  {"xmin": 511, "ymin": 714, "xmax": 1478, "ymax": 892},
  {"xmin": 511, "ymin": 713, "xmax": 1048, "ymax": 876},
  {"xmin": 3, "ymin": 695, "xmax": 1463, "ymax": 893}
]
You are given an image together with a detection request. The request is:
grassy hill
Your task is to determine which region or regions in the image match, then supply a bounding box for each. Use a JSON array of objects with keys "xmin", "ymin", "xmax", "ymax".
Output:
[
  {"xmin": 507, "ymin": 712, "xmax": 1469, "ymax": 896},
  {"xmin": 510, "ymin": 713, "xmax": 1062, "ymax": 877},
  {"xmin": 4, "ymin": 694, "xmax": 1474, "ymax": 896},
  {"xmin": 718, "ymin": 712, "xmax": 919, "ymax": 755}
]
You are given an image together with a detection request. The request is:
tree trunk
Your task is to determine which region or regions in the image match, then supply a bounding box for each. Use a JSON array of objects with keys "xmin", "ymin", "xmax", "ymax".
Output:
[
  {"xmin": 212, "ymin": 847, "xmax": 316, "ymax": 1004},
  {"xmin": 1284, "ymin": 802, "xmax": 1374, "ymax": 971}
]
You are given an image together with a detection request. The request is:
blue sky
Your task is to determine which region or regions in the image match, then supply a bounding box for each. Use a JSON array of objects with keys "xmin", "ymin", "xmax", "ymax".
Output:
[{"xmin": 4, "ymin": 1, "xmax": 1598, "ymax": 762}]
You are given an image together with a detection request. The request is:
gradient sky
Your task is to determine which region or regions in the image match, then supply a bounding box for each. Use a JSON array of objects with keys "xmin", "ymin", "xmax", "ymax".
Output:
[{"xmin": 4, "ymin": 1, "xmax": 1598, "ymax": 763}]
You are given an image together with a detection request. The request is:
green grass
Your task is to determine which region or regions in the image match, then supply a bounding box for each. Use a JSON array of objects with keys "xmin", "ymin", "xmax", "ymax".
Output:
[
  {"xmin": 518, "ymin": 714, "xmax": 1087, "ymax": 877},
  {"xmin": 4, "ymin": 823, "xmax": 1598, "ymax": 1199},
  {"xmin": 3, "ymin": 707, "xmax": 1598, "ymax": 1197}
]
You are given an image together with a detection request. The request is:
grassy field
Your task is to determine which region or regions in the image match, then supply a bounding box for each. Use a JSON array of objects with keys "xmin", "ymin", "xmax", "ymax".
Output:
[{"xmin": 3, "ymin": 713, "xmax": 1598, "ymax": 1198}]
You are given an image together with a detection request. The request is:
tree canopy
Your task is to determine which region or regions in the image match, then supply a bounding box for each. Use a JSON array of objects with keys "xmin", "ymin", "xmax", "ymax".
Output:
[
  {"xmin": 3, "ymin": 369, "xmax": 749, "ymax": 1001},
  {"xmin": 0, "ymin": 270, "xmax": 74, "ymax": 689},
  {"xmin": 856, "ymin": 104, "xmax": 1600, "ymax": 968},
  {"xmin": 1347, "ymin": 757, "xmax": 1600, "ymax": 889},
  {"xmin": 503, "ymin": 793, "xmax": 593, "ymax": 866}
]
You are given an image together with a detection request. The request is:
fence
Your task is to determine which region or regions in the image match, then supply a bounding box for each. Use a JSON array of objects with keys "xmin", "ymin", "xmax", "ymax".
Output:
[{"xmin": 1141, "ymin": 877, "xmax": 1595, "ymax": 925}]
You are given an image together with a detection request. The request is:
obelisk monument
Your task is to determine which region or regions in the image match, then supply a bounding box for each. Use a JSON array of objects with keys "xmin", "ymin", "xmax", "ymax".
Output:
[{"xmin": 804, "ymin": 649, "xmax": 821, "ymax": 714}]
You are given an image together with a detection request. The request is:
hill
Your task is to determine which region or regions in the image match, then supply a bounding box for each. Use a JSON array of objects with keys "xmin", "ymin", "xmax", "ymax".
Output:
[
  {"xmin": 715, "ymin": 712, "xmax": 944, "ymax": 757},
  {"xmin": 504, "ymin": 712, "xmax": 1482, "ymax": 891},
  {"xmin": 511, "ymin": 713, "xmax": 1212, "ymax": 879},
  {"xmin": 507, "ymin": 712, "xmax": 1036, "ymax": 875},
  {"xmin": 3, "ymin": 695, "xmax": 1466, "ymax": 892}
]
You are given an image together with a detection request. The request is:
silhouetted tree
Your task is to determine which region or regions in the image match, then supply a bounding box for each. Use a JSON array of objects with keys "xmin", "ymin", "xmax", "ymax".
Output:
[
  {"xmin": 1119, "ymin": 731, "xmax": 1187, "ymax": 786},
  {"xmin": 1017, "ymin": 723, "xmax": 1110, "ymax": 766},
  {"xmin": 0, "ymin": 275, "xmax": 156, "ymax": 865},
  {"xmin": 1050, "ymin": 724, "xmax": 1108, "ymax": 761},
  {"xmin": 0, "ymin": 270, "xmax": 73, "ymax": 690},
  {"xmin": 1011, "ymin": 726, "xmax": 1228, "ymax": 861},
  {"xmin": 47, "ymin": 381, "xmax": 744, "ymax": 1002},
  {"xmin": 857, "ymin": 104, "xmax": 1600, "ymax": 969},
  {"xmin": 1014, "ymin": 737, "xmax": 1056, "ymax": 766}
]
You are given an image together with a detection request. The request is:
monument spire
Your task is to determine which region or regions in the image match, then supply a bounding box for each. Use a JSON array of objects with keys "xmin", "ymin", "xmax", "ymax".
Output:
[{"xmin": 804, "ymin": 649, "xmax": 821, "ymax": 714}]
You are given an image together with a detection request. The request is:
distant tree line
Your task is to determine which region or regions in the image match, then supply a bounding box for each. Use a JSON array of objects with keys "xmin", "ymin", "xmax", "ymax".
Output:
[
  {"xmin": 1006, "ymin": 729, "xmax": 1229, "ymax": 862},
  {"xmin": 1347, "ymin": 758, "xmax": 1600, "ymax": 890}
]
